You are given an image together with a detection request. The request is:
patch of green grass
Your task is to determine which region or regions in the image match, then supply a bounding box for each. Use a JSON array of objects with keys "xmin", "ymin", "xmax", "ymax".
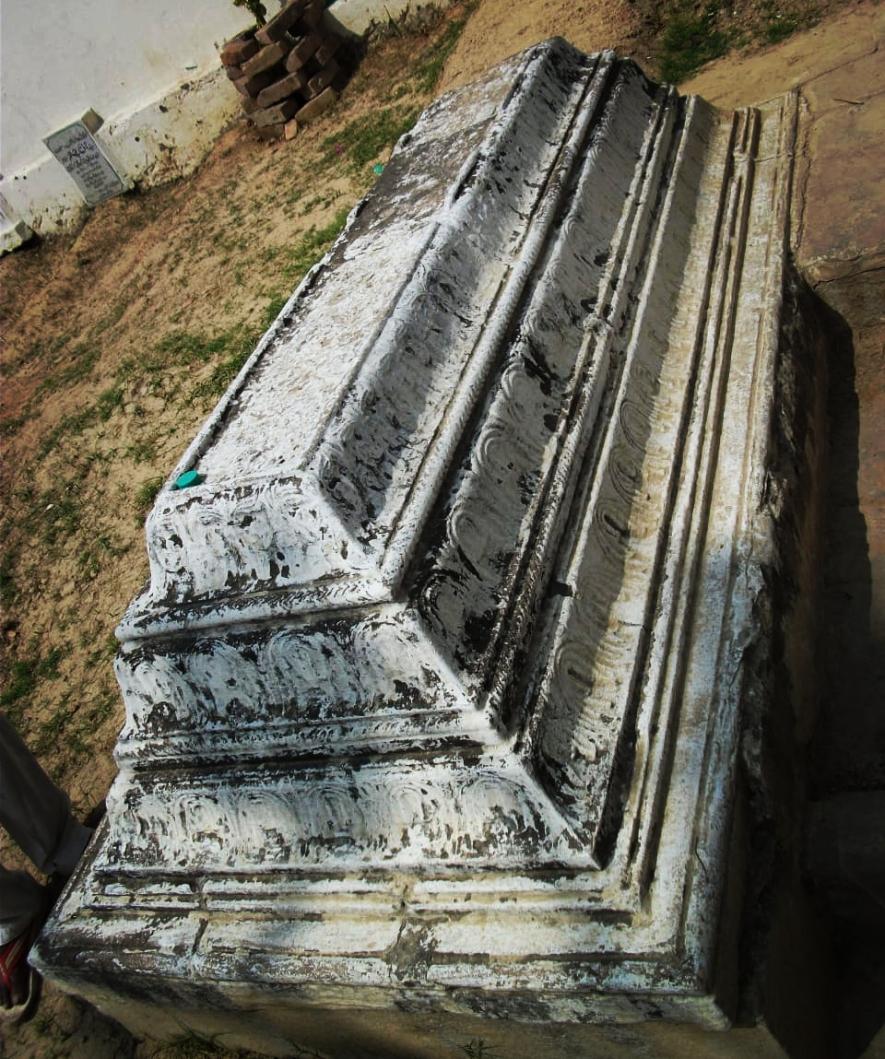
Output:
[
  {"xmin": 759, "ymin": 2, "xmax": 813, "ymax": 44},
  {"xmin": 659, "ymin": 3, "xmax": 730, "ymax": 83},
  {"xmin": 763, "ymin": 14, "xmax": 798, "ymax": 42},
  {"xmin": 126, "ymin": 437, "xmax": 158, "ymax": 464},
  {"xmin": 0, "ymin": 413, "xmax": 28, "ymax": 438},
  {"xmin": 37, "ymin": 384, "xmax": 125, "ymax": 458},
  {"xmin": 278, "ymin": 208, "xmax": 351, "ymax": 283},
  {"xmin": 189, "ymin": 329, "xmax": 257, "ymax": 401},
  {"xmin": 36, "ymin": 343, "xmax": 101, "ymax": 396},
  {"xmin": 77, "ymin": 533, "xmax": 129, "ymax": 577},
  {"xmin": 35, "ymin": 699, "xmax": 76, "ymax": 756},
  {"xmin": 0, "ymin": 647, "xmax": 67, "ymax": 711},
  {"xmin": 134, "ymin": 476, "xmax": 164, "ymax": 519},
  {"xmin": 413, "ymin": 3, "xmax": 478, "ymax": 93},
  {"xmin": 0, "ymin": 551, "xmax": 17, "ymax": 603},
  {"xmin": 322, "ymin": 108, "xmax": 420, "ymax": 173},
  {"xmin": 261, "ymin": 293, "xmax": 288, "ymax": 329},
  {"xmin": 156, "ymin": 330, "xmax": 234, "ymax": 365}
]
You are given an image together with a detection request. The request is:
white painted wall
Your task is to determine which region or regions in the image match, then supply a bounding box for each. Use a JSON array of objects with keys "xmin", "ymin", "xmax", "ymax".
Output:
[{"xmin": 0, "ymin": 0, "xmax": 430, "ymax": 246}]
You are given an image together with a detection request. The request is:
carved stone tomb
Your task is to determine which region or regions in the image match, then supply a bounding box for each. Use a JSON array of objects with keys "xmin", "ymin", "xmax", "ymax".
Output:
[{"xmin": 35, "ymin": 39, "xmax": 825, "ymax": 1056}]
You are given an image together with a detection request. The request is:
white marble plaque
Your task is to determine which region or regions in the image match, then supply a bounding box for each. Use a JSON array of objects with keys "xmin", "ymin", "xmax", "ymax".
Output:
[{"xmin": 44, "ymin": 120, "xmax": 127, "ymax": 206}]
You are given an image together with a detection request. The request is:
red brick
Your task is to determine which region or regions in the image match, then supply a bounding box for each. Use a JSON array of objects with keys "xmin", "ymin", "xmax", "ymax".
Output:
[
  {"xmin": 315, "ymin": 34, "xmax": 341, "ymax": 67},
  {"xmin": 254, "ymin": 122, "xmax": 285, "ymax": 141},
  {"xmin": 241, "ymin": 37, "xmax": 292, "ymax": 80},
  {"xmin": 255, "ymin": 0, "xmax": 310, "ymax": 45},
  {"xmin": 220, "ymin": 30, "xmax": 258, "ymax": 66},
  {"xmin": 256, "ymin": 69, "xmax": 309, "ymax": 108},
  {"xmin": 307, "ymin": 59, "xmax": 339, "ymax": 98},
  {"xmin": 253, "ymin": 97, "xmax": 302, "ymax": 127},
  {"xmin": 233, "ymin": 66, "xmax": 282, "ymax": 98},
  {"xmin": 292, "ymin": 86, "xmax": 338, "ymax": 125},
  {"xmin": 302, "ymin": 0, "xmax": 325, "ymax": 29},
  {"xmin": 285, "ymin": 31, "xmax": 322, "ymax": 73}
]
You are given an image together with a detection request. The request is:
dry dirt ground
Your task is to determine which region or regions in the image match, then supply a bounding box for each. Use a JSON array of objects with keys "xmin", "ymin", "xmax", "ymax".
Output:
[{"xmin": 0, "ymin": 0, "xmax": 876, "ymax": 1056}]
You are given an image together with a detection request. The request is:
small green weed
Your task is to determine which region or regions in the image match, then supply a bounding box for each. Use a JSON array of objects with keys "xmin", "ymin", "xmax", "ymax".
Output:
[
  {"xmin": 413, "ymin": 2, "xmax": 478, "ymax": 93},
  {"xmin": 0, "ymin": 552, "xmax": 17, "ymax": 603},
  {"xmin": 77, "ymin": 533, "xmax": 128, "ymax": 577},
  {"xmin": 95, "ymin": 385, "xmax": 123, "ymax": 420},
  {"xmin": 134, "ymin": 477, "xmax": 164, "ymax": 519},
  {"xmin": 322, "ymin": 108, "xmax": 420, "ymax": 173},
  {"xmin": 41, "ymin": 483, "xmax": 84, "ymax": 545},
  {"xmin": 126, "ymin": 437, "xmax": 158, "ymax": 464},
  {"xmin": 37, "ymin": 385, "xmax": 125, "ymax": 458},
  {"xmin": 759, "ymin": 2, "xmax": 813, "ymax": 44},
  {"xmin": 279, "ymin": 209, "xmax": 350, "ymax": 283},
  {"xmin": 0, "ymin": 647, "xmax": 67, "ymax": 711},
  {"xmin": 659, "ymin": 3, "xmax": 730, "ymax": 83},
  {"xmin": 35, "ymin": 700, "xmax": 76, "ymax": 756},
  {"xmin": 36, "ymin": 344, "xmax": 100, "ymax": 396}
]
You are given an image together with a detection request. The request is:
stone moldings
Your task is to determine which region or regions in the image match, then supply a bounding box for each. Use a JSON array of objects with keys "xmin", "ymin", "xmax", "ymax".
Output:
[{"xmin": 35, "ymin": 39, "xmax": 818, "ymax": 1046}]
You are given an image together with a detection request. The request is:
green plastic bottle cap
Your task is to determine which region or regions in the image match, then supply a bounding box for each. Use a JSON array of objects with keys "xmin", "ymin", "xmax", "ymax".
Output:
[
  {"xmin": 373, "ymin": 163, "xmax": 384, "ymax": 175},
  {"xmin": 174, "ymin": 469, "xmax": 203, "ymax": 490}
]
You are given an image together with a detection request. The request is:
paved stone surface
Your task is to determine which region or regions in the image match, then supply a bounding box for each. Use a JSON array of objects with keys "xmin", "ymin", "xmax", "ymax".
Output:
[{"xmin": 33, "ymin": 39, "xmax": 827, "ymax": 1056}]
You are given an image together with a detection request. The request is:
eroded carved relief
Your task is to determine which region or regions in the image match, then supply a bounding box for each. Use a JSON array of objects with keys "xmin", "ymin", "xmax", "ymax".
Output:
[{"xmin": 36, "ymin": 39, "xmax": 817, "ymax": 1041}]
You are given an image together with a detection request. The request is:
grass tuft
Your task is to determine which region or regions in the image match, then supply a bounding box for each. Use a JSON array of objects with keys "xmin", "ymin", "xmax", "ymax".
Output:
[
  {"xmin": 412, "ymin": 2, "xmax": 478, "ymax": 93},
  {"xmin": 659, "ymin": 3, "xmax": 730, "ymax": 83},
  {"xmin": 322, "ymin": 108, "xmax": 420, "ymax": 173},
  {"xmin": 0, "ymin": 648, "xmax": 67, "ymax": 712},
  {"xmin": 134, "ymin": 477, "xmax": 164, "ymax": 519}
]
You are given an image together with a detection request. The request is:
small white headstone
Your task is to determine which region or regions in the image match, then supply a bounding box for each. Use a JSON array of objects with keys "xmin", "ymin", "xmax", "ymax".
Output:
[
  {"xmin": 44, "ymin": 115, "xmax": 127, "ymax": 207},
  {"xmin": 0, "ymin": 190, "xmax": 33, "ymax": 254}
]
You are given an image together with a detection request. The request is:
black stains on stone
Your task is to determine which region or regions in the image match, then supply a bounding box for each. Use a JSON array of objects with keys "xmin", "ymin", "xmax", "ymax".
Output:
[
  {"xmin": 549, "ymin": 580, "xmax": 573, "ymax": 597},
  {"xmin": 593, "ymin": 250, "xmax": 610, "ymax": 267},
  {"xmin": 384, "ymin": 921, "xmax": 439, "ymax": 983},
  {"xmin": 456, "ymin": 545, "xmax": 481, "ymax": 580},
  {"xmin": 392, "ymin": 679, "xmax": 421, "ymax": 707},
  {"xmin": 544, "ymin": 412, "xmax": 558, "ymax": 431},
  {"xmin": 522, "ymin": 338, "xmax": 557, "ymax": 397},
  {"xmin": 518, "ymin": 469, "xmax": 540, "ymax": 505},
  {"xmin": 580, "ymin": 296, "xmax": 597, "ymax": 314},
  {"xmin": 464, "ymin": 608, "xmax": 497, "ymax": 655}
]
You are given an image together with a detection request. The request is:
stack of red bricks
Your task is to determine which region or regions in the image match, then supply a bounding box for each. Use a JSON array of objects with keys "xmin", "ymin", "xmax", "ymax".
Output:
[{"xmin": 221, "ymin": 0, "xmax": 344, "ymax": 140}]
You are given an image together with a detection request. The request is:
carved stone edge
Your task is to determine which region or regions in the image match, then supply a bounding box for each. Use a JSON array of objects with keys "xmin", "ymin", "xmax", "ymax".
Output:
[{"xmin": 33, "ymin": 89, "xmax": 814, "ymax": 1034}]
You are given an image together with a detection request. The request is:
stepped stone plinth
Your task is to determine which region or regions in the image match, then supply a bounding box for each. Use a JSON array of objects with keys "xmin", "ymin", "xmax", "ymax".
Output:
[{"xmin": 34, "ymin": 39, "xmax": 827, "ymax": 1058}]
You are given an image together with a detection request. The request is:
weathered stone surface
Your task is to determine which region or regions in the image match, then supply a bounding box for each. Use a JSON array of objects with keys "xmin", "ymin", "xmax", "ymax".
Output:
[{"xmin": 34, "ymin": 39, "xmax": 822, "ymax": 1052}]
